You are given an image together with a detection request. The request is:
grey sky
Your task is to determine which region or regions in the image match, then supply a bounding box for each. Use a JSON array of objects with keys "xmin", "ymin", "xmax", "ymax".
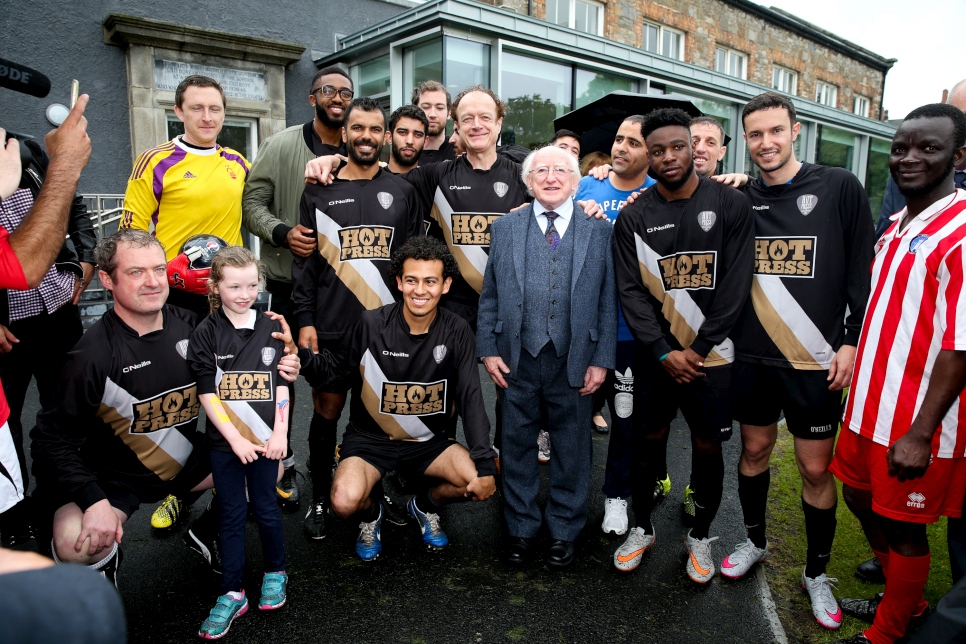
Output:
[{"xmin": 756, "ymin": 0, "xmax": 958, "ymax": 119}]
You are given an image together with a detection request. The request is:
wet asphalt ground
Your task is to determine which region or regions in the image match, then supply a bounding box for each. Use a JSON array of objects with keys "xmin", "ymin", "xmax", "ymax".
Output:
[{"xmin": 19, "ymin": 370, "xmax": 779, "ymax": 643}]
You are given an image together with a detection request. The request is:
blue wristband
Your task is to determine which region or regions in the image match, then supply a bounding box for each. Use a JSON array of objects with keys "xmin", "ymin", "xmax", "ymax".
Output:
[{"xmin": 659, "ymin": 352, "xmax": 669, "ymax": 362}]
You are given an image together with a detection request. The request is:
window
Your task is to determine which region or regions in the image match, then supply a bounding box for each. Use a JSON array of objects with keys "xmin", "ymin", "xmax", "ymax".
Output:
[
  {"xmin": 866, "ymin": 137, "xmax": 891, "ymax": 219},
  {"xmin": 816, "ymin": 124, "xmax": 855, "ymax": 171},
  {"xmin": 642, "ymin": 21, "xmax": 684, "ymax": 60},
  {"xmin": 714, "ymin": 47, "xmax": 746, "ymax": 79},
  {"xmin": 854, "ymin": 95, "xmax": 870, "ymax": 118},
  {"xmin": 546, "ymin": 0, "xmax": 603, "ymax": 36},
  {"xmin": 166, "ymin": 114, "xmax": 258, "ymax": 161},
  {"xmin": 771, "ymin": 66, "xmax": 797, "ymax": 94},
  {"xmin": 402, "ymin": 37, "xmax": 489, "ymax": 100},
  {"xmin": 356, "ymin": 55, "xmax": 390, "ymax": 97},
  {"xmin": 816, "ymin": 81, "xmax": 838, "ymax": 108},
  {"xmin": 501, "ymin": 51, "xmax": 572, "ymax": 149},
  {"xmin": 575, "ymin": 69, "xmax": 637, "ymax": 108}
]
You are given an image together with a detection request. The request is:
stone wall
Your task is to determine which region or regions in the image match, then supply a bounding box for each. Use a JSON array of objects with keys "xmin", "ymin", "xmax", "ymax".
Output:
[{"xmin": 477, "ymin": 0, "xmax": 887, "ymax": 118}]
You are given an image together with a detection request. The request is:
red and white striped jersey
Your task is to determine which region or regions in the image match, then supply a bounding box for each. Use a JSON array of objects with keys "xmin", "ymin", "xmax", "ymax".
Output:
[{"xmin": 844, "ymin": 189, "xmax": 966, "ymax": 458}]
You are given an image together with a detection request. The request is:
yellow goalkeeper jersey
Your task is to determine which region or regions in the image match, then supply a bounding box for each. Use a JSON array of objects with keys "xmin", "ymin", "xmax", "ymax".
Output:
[{"xmin": 121, "ymin": 136, "xmax": 250, "ymax": 260}]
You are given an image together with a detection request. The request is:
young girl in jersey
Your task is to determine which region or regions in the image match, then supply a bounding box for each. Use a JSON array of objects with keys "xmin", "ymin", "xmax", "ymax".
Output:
[{"xmin": 187, "ymin": 247, "xmax": 298, "ymax": 639}]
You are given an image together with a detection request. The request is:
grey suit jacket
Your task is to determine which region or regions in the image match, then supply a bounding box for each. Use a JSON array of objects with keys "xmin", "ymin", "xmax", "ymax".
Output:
[{"xmin": 476, "ymin": 202, "xmax": 617, "ymax": 388}]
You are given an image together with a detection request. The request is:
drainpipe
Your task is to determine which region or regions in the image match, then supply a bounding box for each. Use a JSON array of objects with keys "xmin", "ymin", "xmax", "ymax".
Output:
[{"xmin": 528, "ymin": 0, "xmax": 532, "ymax": 16}]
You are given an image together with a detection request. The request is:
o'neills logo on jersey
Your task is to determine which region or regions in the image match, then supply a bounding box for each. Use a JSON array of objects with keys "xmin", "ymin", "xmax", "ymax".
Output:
[
  {"xmin": 381, "ymin": 380, "xmax": 446, "ymax": 415},
  {"xmin": 132, "ymin": 384, "xmax": 200, "ymax": 434},
  {"xmin": 657, "ymin": 251, "xmax": 717, "ymax": 290},
  {"xmin": 219, "ymin": 371, "xmax": 273, "ymax": 401},
  {"xmin": 451, "ymin": 213, "xmax": 501, "ymax": 245},
  {"xmin": 755, "ymin": 236, "xmax": 816, "ymax": 277},
  {"xmin": 338, "ymin": 225, "xmax": 394, "ymax": 261}
]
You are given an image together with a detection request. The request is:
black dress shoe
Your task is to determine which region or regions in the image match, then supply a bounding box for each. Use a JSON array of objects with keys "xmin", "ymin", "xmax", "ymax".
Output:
[
  {"xmin": 506, "ymin": 537, "xmax": 534, "ymax": 566},
  {"xmin": 855, "ymin": 556, "xmax": 886, "ymax": 584},
  {"xmin": 546, "ymin": 539, "xmax": 575, "ymax": 569}
]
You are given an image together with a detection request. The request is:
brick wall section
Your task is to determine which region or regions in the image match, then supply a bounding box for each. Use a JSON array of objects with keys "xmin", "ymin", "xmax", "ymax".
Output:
[{"xmin": 478, "ymin": 0, "xmax": 885, "ymax": 118}]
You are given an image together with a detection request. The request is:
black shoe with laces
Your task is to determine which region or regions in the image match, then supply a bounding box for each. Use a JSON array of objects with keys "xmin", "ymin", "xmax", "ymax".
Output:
[
  {"xmin": 304, "ymin": 497, "xmax": 328, "ymax": 540},
  {"xmin": 840, "ymin": 592, "xmax": 931, "ymax": 634},
  {"xmin": 831, "ymin": 634, "xmax": 871, "ymax": 644},
  {"xmin": 276, "ymin": 465, "xmax": 301, "ymax": 512},
  {"xmin": 854, "ymin": 556, "xmax": 886, "ymax": 584},
  {"xmin": 184, "ymin": 520, "xmax": 222, "ymax": 574},
  {"xmin": 379, "ymin": 472, "xmax": 411, "ymax": 527}
]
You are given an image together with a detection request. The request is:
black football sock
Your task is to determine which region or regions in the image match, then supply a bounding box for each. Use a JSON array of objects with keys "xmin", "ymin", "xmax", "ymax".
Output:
[
  {"xmin": 356, "ymin": 498, "xmax": 381, "ymax": 524},
  {"xmin": 802, "ymin": 497, "xmax": 837, "ymax": 578},
  {"xmin": 655, "ymin": 429, "xmax": 670, "ymax": 481},
  {"xmin": 308, "ymin": 413, "xmax": 338, "ymax": 500},
  {"xmin": 738, "ymin": 470, "xmax": 770, "ymax": 548},
  {"xmin": 630, "ymin": 433, "xmax": 666, "ymax": 535},
  {"xmin": 689, "ymin": 448, "xmax": 724, "ymax": 540}
]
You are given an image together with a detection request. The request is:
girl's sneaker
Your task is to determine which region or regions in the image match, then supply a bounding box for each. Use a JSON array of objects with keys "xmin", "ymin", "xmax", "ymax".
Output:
[
  {"xmin": 198, "ymin": 592, "xmax": 248, "ymax": 639},
  {"xmin": 258, "ymin": 572, "xmax": 288, "ymax": 610}
]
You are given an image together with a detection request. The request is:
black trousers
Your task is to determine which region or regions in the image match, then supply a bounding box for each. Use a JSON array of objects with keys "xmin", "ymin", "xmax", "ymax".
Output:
[{"xmin": 0, "ymin": 303, "xmax": 83, "ymax": 488}]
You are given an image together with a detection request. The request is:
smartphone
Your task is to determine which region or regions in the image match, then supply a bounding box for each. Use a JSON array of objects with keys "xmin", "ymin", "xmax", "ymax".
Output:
[{"xmin": 70, "ymin": 80, "xmax": 79, "ymax": 109}]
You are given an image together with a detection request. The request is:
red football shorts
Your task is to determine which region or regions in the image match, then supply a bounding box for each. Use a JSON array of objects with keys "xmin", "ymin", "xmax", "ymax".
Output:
[{"xmin": 830, "ymin": 428, "xmax": 966, "ymax": 524}]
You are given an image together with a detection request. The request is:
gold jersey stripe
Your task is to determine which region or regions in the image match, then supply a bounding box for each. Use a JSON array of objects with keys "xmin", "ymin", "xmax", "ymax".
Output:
[
  {"xmin": 98, "ymin": 404, "xmax": 184, "ymax": 481},
  {"xmin": 359, "ymin": 368, "xmax": 417, "ymax": 441},
  {"xmin": 315, "ymin": 209, "xmax": 395, "ymax": 310},
  {"xmin": 635, "ymin": 234, "xmax": 731, "ymax": 366},
  {"xmin": 224, "ymin": 406, "xmax": 265, "ymax": 446},
  {"xmin": 430, "ymin": 190, "xmax": 488, "ymax": 293},
  {"xmin": 750, "ymin": 278, "xmax": 825, "ymax": 370},
  {"xmin": 359, "ymin": 349, "xmax": 434, "ymax": 441}
]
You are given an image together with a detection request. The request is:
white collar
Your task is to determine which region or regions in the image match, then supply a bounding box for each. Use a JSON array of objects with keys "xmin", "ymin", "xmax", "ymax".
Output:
[
  {"xmin": 533, "ymin": 198, "xmax": 574, "ymax": 220},
  {"xmin": 890, "ymin": 189, "xmax": 966, "ymax": 222}
]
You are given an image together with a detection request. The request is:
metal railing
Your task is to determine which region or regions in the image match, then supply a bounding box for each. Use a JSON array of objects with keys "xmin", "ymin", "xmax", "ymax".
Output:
[{"xmin": 77, "ymin": 194, "xmax": 125, "ymax": 328}]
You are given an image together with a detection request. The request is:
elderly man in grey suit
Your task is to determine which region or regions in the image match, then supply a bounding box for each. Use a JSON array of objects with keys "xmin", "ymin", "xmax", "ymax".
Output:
[{"xmin": 478, "ymin": 145, "xmax": 617, "ymax": 569}]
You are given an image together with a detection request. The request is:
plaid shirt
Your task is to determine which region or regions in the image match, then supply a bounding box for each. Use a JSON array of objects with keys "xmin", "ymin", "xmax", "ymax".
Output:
[{"xmin": 0, "ymin": 189, "xmax": 75, "ymax": 321}]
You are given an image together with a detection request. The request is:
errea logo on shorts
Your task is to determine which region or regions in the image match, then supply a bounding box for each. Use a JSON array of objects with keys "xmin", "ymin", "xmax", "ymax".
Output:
[{"xmin": 907, "ymin": 492, "xmax": 926, "ymax": 509}]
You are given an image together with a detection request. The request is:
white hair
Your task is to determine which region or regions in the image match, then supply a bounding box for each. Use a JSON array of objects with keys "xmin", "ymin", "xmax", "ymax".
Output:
[{"xmin": 520, "ymin": 146, "xmax": 581, "ymax": 196}]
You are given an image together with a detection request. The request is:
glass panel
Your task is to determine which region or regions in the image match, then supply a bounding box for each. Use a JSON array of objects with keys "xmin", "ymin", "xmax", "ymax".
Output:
[
  {"xmin": 546, "ymin": 0, "xmax": 558, "ymax": 24},
  {"xmin": 502, "ymin": 51, "xmax": 573, "ymax": 150},
  {"xmin": 444, "ymin": 37, "xmax": 489, "ymax": 95},
  {"xmin": 404, "ymin": 38, "xmax": 443, "ymax": 95},
  {"xmin": 854, "ymin": 97, "xmax": 869, "ymax": 117},
  {"xmin": 816, "ymin": 124, "xmax": 855, "ymax": 171},
  {"xmin": 167, "ymin": 117, "xmax": 254, "ymax": 161},
  {"xmin": 681, "ymin": 94, "xmax": 735, "ymax": 173},
  {"xmin": 865, "ymin": 137, "xmax": 891, "ymax": 221},
  {"xmin": 557, "ymin": 0, "xmax": 571, "ymax": 27},
  {"xmin": 662, "ymin": 30, "xmax": 680, "ymax": 59},
  {"xmin": 575, "ymin": 68, "xmax": 634, "ymax": 108},
  {"xmin": 357, "ymin": 55, "xmax": 390, "ymax": 97},
  {"xmin": 643, "ymin": 24, "xmax": 659, "ymax": 53},
  {"xmin": 731, "ymin": 54, "xmax": 744, "ymax": 79},
  {"xmin": 714, "ymin": 48, "xmax": 726, "ymax": 73},
  {"xmin": 575, "ymin": 0, "xmax": 598, "ymax": 34}
]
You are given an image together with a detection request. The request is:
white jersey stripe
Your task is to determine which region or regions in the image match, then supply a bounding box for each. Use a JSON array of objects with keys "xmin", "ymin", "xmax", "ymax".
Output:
[
  {"xmin": 360, "ymin": 350, "xmax": 435, "ymax": 442},
  {"xmin": 754, "ymin": 275, "xmax": 835, "ymax": 368},
  {"xmin": 103, "ymin": 377, "xmax": 194, "ymax": 466},
  {"xmin": 315, "ymin": 208, "xmax": 396, "ymax": 307},
  {"xmin": 634, "ymin": 233, "xmax": 734, "ymax": 364},
  {"xmin": 215, "ymin": 367, "xmax": 274, "ymax": 443}
]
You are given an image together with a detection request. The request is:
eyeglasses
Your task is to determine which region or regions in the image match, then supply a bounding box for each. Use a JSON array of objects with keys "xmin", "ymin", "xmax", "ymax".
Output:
[
  {"xmin": 528, "ymin": 166, "xmax": 575, "ymax": 179},
  {"xmin": 311, "ymin": 85, "xmax": 354, "ymax": 100}
]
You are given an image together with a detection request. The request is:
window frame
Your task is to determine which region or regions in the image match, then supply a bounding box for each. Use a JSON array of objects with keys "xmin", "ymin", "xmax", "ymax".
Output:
[
  {"xmin": 853, "ymin": 94, "xmax": 870, "ymax": 118},
  {"xmin": 816, "ymin": 81, "xmax": 839, "ymax": 108},
  {"xmin": 546, "ymin": 0, "xmax": 604, "ymax": 36},
  {"xmin": 771, "ymin": 65, "xmax": 798, "ymax": 95},
  {"xmin": 713, "ymin": 46, "xmax": 747, "ymax": 80},
  {"xmin": 642, "ymin": 20, "xmax": 685, "ymax": 61}
]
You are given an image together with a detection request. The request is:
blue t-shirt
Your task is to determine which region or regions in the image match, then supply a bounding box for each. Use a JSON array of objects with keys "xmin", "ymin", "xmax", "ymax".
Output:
[{"xmin": 575, "ymin": 173, "xmax": 657, "ymax": 341}]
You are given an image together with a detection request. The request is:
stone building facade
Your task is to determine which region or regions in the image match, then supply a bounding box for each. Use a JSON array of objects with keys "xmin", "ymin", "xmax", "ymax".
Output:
[{"xmin": 477, "ymin": 0, "xmax": 893, "ymax": 119}]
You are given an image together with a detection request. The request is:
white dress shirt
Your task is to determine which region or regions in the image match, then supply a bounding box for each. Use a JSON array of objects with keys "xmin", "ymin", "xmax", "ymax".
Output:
[{"xmin": 533, "ymin": 198, "xmax": 574, "ymax": 238}]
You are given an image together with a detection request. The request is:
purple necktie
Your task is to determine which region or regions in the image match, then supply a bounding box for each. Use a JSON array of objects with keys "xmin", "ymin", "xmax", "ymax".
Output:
[{"xmin": 545, "ymin": 212, "xmax": 560, "ymax": 250}]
